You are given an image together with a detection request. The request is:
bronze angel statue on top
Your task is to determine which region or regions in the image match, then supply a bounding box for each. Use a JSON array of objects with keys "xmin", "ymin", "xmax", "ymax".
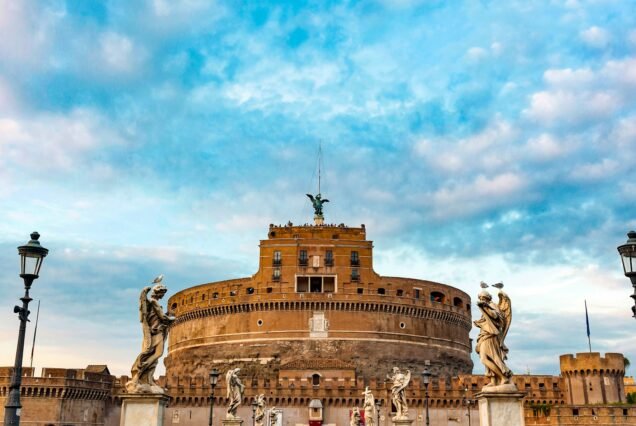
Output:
[
  {"xmin": 306, "ymin": 193, "xmax": 329, "ymax": 216},
  {"xmin": 474, "ymin": 282, "xmax": 513, "ymax": 389},
  {"xmin": 126, "ymin": 275, "xmax": 175, "ymax": 394}
]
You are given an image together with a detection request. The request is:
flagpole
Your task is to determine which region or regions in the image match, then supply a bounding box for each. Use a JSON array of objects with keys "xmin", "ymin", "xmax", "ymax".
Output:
[{"xmin": 585, "ymin": 300, "xmax": 592, "ymax": 353}]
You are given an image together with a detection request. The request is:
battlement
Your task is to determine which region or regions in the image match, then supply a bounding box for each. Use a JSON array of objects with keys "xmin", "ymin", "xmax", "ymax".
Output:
[
  {"xmin": 266, "ymin": 223, "xmax": 366, "ymax": 240},
  {"xmin": 560, "ymin": 352, "xmax": 625, "ymax": 374}
]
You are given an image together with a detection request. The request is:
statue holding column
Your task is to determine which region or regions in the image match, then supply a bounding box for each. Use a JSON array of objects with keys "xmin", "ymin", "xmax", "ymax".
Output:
[{"xmin": 388, "ymin": 367, "xmax": 411, "ymax": 420}]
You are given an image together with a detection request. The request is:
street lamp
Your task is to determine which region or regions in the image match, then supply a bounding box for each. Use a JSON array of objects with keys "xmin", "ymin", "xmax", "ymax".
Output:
[
  {"xmin": 375, "ymin": 399, "xmax": 381, "ymax": 426},
  {"xmin": 463, "ymin": 387, "xmax": 474, "ymax": 426},
  {"xmin": 209, "ymin": 369, "xmax": 220, "ymax": 426},
  {"xmin": 4, "ymin": 232, "xmax": 48, "ymax": 426},
  {"xmin": 421, "ymin": 365, "xmax": 432, "ymax": 426},
  {"xmin": 617, "ymin": 231, "xmax": 636, "ymax": 317}
]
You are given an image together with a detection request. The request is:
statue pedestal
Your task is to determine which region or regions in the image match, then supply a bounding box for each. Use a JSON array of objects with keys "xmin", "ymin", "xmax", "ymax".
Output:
[
  {"xmin": 391, "ymin": 418, "xmax": 414, "ymax": 426},
  {"xmin": 314, "ymin": 214, "xmax": 324, "ymax": 225},
  {"xmin": 476, "ymin": 388, "xmax": 526, "ymax": 426},
  {"xmin": 120, "ymin": 393, "xmax": 169, "ymax": 426},
  {"xmin": 222, "ymin": 419, "xmax": 244, "ymax": 426}
]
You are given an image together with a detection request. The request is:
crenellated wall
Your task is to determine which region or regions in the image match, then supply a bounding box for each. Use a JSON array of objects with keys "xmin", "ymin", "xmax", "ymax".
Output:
[{"xmin": 560, "ymin": 352, "xmax": 626, "ymax": 405}]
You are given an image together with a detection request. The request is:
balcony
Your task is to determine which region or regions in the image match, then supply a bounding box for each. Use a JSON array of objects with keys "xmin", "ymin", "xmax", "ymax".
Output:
[
  {"xmin": 298, "ymin": 258, "xmax": 308, "ymax": 267},
  {"xmin": 325, "ymin": 258, "xmax": 334, "ymax": 267},
  {"xmin": 350, "ymin": 259, "xmax": 360, "ymax": 266},
  {"xmin": 273, "ymin": 259, "xmax": 282, "ymax": 266}
]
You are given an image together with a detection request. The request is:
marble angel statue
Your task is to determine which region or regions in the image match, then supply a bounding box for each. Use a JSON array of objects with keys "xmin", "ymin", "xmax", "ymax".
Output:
[
  {"xmin": 388, "ymin": 367, "xmax": 411, "ymax": 420},
  {"xmin": 226, "ymin": 368, "xmax": 245, "ymax": 419}
]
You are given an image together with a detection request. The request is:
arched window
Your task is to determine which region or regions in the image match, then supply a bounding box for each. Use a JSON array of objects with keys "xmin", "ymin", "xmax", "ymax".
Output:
[
  {"xmin": 312, "ymin": 374, "xmax": 320, "ymax": 386},
  {"xmin": 430, "ymin": 291, "xmax": 445, "ymax": 303},
  {"xmin": 453, "ymin": 297, "xmax": 463, "ymax": 307}
]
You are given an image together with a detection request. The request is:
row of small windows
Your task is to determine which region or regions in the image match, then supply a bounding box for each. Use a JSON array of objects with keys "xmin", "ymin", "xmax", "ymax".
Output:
[
  {"xmin": 273, "ymin": 250, "xmax": 358, "ymax": 267},
  {"xmin": 173, "ymin": 287, "xmax": 468, "ymax": 311}
]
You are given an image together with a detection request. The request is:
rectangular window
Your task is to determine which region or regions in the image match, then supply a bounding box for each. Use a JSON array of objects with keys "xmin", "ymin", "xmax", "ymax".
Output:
[
  {"xmin": 310, "ymin": 276, "xmax": 322, "ymax": 292},
  {"xmin": 350, "ymin": 251, "xmax": 359, "ymax": 266},
  {"xmin": 299, "ymin": 250, "xmax": 308, "ymax": 266},
  {"xmin": 297, "ymin": 276, "xmax": 309, "ymax": 292},
  {"xmin": 273, "ymin": 250, "xmax": 282, "ymax": 266},
  {"xmin": 323, "ymin": 276, "xmax": 335, "ymax": 292},
  {"xmin": 296, "ymin": 276, "xmax": 336, "ymax": 293},
  {"xmin": 357, "ymin": 288, "xmax": 364, "ymax": 294},
  {"xmin": 414, "ymin": 289, "xmax": 421, "ymax": 299},
  {"xmin": 325, "ymin": 250, "xmax": 334, "ymax": 266},
  {"xmin": 272, "ymin": 268, "xmax": 281, "ymax": 281},
  {"xmin": 351, "ymin": 268, "xmax": 360, "ymax": 281}
]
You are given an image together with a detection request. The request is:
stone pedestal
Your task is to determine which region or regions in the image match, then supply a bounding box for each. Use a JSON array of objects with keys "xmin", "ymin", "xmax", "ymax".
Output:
[
  {"xmin": 391, "ymin": 418, "xmax": 414, "ymax": 426},
  {"xmin": 120, "ymin": 393, "xmax": 169, "ymax": 426},
  {"xmin": 314, "ymin": 214, "xmax": 324, "ymax": 225},
  {"xmin": 476, "ymin": 389, "xmax": 526, "ymax": 426},
  {"xmin": 222, "ymin": 418, "xmax": 244, "ymax": 426}
]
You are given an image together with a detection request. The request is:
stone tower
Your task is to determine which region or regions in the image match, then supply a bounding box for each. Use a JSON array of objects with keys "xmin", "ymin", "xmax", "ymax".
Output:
[{"xmin": 560, "ymin": 352, "xmax": 626, "ymax": 405}]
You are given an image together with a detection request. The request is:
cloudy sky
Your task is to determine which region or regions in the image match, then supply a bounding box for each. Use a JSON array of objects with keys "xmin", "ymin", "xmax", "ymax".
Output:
[{"xmin": 1, "ymin": 0, "xmax": 636, "ymax": 378}]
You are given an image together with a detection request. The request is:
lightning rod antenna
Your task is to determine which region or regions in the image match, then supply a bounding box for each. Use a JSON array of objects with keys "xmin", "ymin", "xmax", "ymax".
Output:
[{"xmin": 318, "ymin": 142, "xmax": 322, "ymax": 194}]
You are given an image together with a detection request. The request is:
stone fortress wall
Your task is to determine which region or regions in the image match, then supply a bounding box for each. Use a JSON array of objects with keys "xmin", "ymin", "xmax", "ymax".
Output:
[{"xmin": 166, "ymin": 224, "xmax": 473, "ymax": 382}]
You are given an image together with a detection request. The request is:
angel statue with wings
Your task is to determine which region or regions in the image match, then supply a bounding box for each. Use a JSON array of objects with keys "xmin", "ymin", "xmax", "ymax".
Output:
[
  {"xmin": 126, "ymin": 275, "xmax": 176, "ymax": 394},
  {"xmin": 474, "ymin": 284, "xmax": 513, "ymax": 389},
  {"xmin": 363, "ymin": 386, "xmax": 377, "ymax": 426},
  {"xmin": 388, "ymin": 367, "xmax": 411, "ymax": 420},
  {"xmin": 226, "ymin": 368, "xmax": 245, "ymax": 419},
  {"xmin": 306, "ymin": 193, "xmax": 329, "ymax": 216}
]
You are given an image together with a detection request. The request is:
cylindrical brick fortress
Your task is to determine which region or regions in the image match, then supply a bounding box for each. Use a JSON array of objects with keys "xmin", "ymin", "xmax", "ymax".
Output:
[{"xmin": 165, "ymin": 224, "xmax": 473, "ymax": 382}]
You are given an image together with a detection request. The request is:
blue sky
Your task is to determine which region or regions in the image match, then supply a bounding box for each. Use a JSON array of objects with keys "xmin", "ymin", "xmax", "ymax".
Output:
[{"xmin": 1, "ymin": 0, "xmax": 636, "ymax": 377}]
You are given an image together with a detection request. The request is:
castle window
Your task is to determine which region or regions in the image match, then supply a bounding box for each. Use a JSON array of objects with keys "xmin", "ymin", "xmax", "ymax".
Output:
[
  {"xmin": 212, "ymin": 292, "xmax": 219, "ymax": 299},
  {"xmin": 325, "ymin": 250, "xmax": 334, "ymax": 266},
  {"xmin": 273, "ymin": 268, "xmax": 281, "ymax": 281},
  {"xmin": 230, "ymin": 290, "xmax": 237, "ymax": 297},
  {"xmin": 297, "ymin": 276, "xmax": 309, "ymax": 292},
  {"xmin": 312, "ymin": 374, "xmax": 320, "ymax": 386},
  {"xmin": 323, "ymin": 276, "xmax": 335, "ymax": 292},
  {"xmin": 430, "ymin": 291, "xmax": 445, "ymax": 303},
  {"xmin": 266, "ymin": 287, "xmax": 273, "ymax": 293},
  {"xmin": 357, "ymin": 288, "xmax": 364, "ymax": 294},
  {"xmin": 396, "ymin": 289, "xmax": 404, "ymax": 297},
  {"xmin": 624, "ymin": 408, "xmax": 628, "ymax": 416},
  {"xmin": 377, "ymin": 288, "xmax": 386, "ymax": 295},
  {"xmin": 351, "ymin": 268, "xmax": 360, "ymax": 281},
  {"xmin": 453, "ymin": 297, "xmax": 463, "ymax": 307},
  {"xmin": 466, "ymin": 303, "xmax": 471, "ymax": 311},
  {"xmin": 171, "ymin": 303, "xmax": 177, "ymax": 311},
  {"xmin": 310, "ymin": 277, "xmax": 322, "ymax": 292},
  {"xmin": 414, "ymin": 289, "xmax": 421, "ymax": 299},
  {"xmin": 246, "ymin": 287, "xmax": 255, "ymax": 295},
  {"xmin": 299, "ymin": 250, "xmax": 308, "ymax": 266},
  {"xmin": 273, "ymin": 250, "xmax": 282, "ymax": 266},
  {"xmin": 202, "ymin": 294, "xmax": 206, "ymax": 300},
  {"xmin": 350, "ymin": 251, "xmax": 359, "ymax": 266},
  {"xmin": 572, "ymin": 408, "xmax": 579, "ymax": 416}
]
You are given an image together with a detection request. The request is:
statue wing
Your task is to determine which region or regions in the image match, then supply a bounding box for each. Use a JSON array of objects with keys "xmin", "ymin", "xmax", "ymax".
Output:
[
  {"xmin": 139, "ymin": 287, "xmax": 152, "ymax": 350},
  {"xmin": 498, "ymin": 291, "xmax": 512, "ymax": 345},
  {"xmin": 306, "ymin": 194, "xmax": 315, "ymax": 202},
  {"xmin": 404, "ymin": 369, "xmax": 411, "ymax": 387},
  {"xmin": 322, "ymin": 199, "xmax": 329, "ymax": 203},
  {"xmin": 226, "ymin": 369, "xmax": 234, "ymax": 398}
]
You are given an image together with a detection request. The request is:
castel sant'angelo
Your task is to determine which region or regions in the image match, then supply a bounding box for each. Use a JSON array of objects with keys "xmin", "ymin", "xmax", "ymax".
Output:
[{"xmin": 0, "ymin": 194, "xmax": 634, "ymax": 426}]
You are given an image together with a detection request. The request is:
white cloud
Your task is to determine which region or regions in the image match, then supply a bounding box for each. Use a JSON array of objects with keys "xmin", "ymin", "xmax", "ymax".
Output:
[
  {"xmin": 544, "ymin": 68, "xmax": 595, "ymax": 88},
  {"xmin": 525, "ymin": 89, "xmax": 621, "ymax": 126},
  {"xmin": 580, "ymin": 26, "xmax": 611, "ymax": 48},
  {"xmin": 429, "ymin": 173, "xmax": 528, "ymax": 219},
  {"xmin": 525, "ymin": 133, "xmax": 568, "ymax": 161},
  {"xmin": 569, "ymin": 158, "xmax": 619, "ymax": 181},
  {"xmin": 99, "ymin": 32, "xmax": 145, "ymax": 74},
  {"xmin": 466, "ymin": 46, "xmax": 488, "ymax": 61}
]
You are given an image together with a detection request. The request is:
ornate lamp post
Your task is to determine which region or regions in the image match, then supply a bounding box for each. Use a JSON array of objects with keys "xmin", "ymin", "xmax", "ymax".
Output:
[
  {"xmin": 618, "ymin": 231, "xmax": 636, "ymax": 317},
  {"xmin": 463, "ymin": 387, "xmax": 474, "ymax": 426},
  {"xmin": 375, "ymin": 400, "xmax": 381, "ymax": 426},
  {"xmin": 421, "ymin": 366, "xmax": 432, "ymax": 426},
  {"xmin": 4, "ymin": 232, "xmax": 48, "ymax": 426},
  {"xmin": 208, "ymin": 368, "xmax": 220, "ymax": 426}
]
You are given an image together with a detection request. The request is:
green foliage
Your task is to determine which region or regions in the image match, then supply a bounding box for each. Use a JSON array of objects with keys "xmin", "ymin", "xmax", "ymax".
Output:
[
  {"xmin": 627, "ymin": 392, "xmax": 636, "ymax": 404},
  {"xmin": 625, "ymin": 357, "xmax": 631, "ymax": 370}
]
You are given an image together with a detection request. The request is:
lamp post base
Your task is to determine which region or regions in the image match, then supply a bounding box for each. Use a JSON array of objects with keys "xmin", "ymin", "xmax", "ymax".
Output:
[{"xmin": 120, "ymin": 393, "xmax": 169, "ymax": 426}]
